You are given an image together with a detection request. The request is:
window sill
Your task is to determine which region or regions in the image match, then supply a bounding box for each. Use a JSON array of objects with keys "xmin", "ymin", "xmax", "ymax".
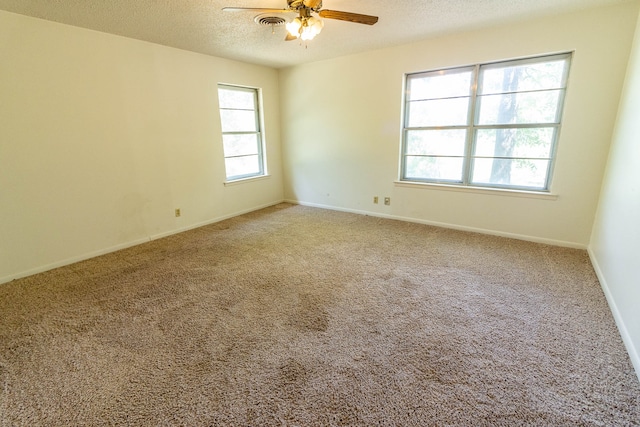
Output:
[
  {"xmin": 394, "ymin": 180, "xmax": 558, "ymax": 200},
  {"xmin": 224, "ymin": 174, "xmax": 271, "ymax": 187}
]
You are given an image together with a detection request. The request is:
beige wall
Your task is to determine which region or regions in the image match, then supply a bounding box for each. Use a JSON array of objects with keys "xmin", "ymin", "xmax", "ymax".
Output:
[
  {"xmin": 280, "ymin": 2, "xmax": 639, "ymax": 247},
  {"xmin": 0, "ymin": 11, "xmax": 284, "ymax": 282},
  {"xmin": 590, "ymin": 8, "xmax": 640, "ymax": 379}
]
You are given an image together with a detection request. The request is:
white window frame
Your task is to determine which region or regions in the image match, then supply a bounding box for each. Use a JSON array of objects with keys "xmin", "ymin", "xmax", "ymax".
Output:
[
  {"xmin": 217, "ymin": 84, "xmax": 266, "ymax": 182},
  {"xmin": 400, "ymin": 53, "xmax": 572, "ymax": 192}
]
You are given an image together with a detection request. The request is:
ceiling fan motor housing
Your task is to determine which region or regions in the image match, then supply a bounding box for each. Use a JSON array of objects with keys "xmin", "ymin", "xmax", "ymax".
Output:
[{"xmin": 288, "ymin": 0, "xmax": 322, "ymax": 11}]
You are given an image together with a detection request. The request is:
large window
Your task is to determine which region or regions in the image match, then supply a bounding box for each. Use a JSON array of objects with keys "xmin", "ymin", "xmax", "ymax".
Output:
[
  {"xmin": 401, "ymin": 53, "xmax": 571, "ymax": 191},
  {"xmin": 217, "ymin": 84, "xmax": 265, "ymax": 181}
]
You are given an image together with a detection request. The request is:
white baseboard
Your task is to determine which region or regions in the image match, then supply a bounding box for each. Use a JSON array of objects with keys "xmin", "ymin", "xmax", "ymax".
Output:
[
  {"xmin": 4, "ymin": 198, "xmax": 638, "ymax": 382},
  {"xmin": 284, "ymin": 199, "xmax": 586, "ymax": 249},
  {"xmin": 0, "ymin": 200, "xmax": 284, "ymax": 285},
  {"xmin": 148, "ymin": 200, "xmax": 283, "ymax": 241},
  {"xmin": 588, "ymin": 248, "xmax": 640, "ymax": 383},
  {"xmin": 0, "ymin": 237, "xmax": 152, "ymax": 286},
  {"xmin": 2, "ymin": 199, "xmax": 581, "ymax": 285}
]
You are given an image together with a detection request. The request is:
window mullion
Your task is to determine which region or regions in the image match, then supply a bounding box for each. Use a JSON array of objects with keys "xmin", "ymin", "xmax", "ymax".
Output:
[
  {"xmin": 462, "ymin": 64, "xmax": 480, "ymax": 185},
  {"xmin": 222, "ymin": 131, "xmax": 261, "ymax": 136},
  {"xmin": 406, "ymin": 125, "xmax": 469, "ymax": 131},
  {"xmin": 474, "ymin": 123, "xmax": 561, "ymax": 130}
]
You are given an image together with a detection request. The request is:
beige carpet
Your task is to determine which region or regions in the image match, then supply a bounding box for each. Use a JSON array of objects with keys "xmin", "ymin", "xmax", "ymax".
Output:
[{"xmin": 1, "ymin": 203, "xmax": 639, "ymax": 426}]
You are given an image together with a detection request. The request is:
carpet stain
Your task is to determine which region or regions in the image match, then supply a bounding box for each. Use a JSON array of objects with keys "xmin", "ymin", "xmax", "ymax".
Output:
[
  {"xmin": 277, "ymin": 358, "xmax": 310, "ymax": 402},
  {"xmin": 292, "ymin": 294, "xmax": 329, "ymax": 332},
  {"xmin": 279, "ymin": 358, "xmax": 307, "ymax": 385}
]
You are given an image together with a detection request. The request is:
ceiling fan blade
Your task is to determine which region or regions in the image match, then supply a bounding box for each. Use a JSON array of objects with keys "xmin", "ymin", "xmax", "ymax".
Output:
[
  {"xmin": 285, "ymin": 33, "xmax": 298, "ymax": 41},
  {"xmin": 303, "ymin": 0, "xmax": 322, "ymax": 9},
  {"xmin": 222, "ymin": 7, "xmax": 291, "ymax": 13},
  {"xmin": 318, "ymin": 9, "xmax": 379, "ymax": 25}
]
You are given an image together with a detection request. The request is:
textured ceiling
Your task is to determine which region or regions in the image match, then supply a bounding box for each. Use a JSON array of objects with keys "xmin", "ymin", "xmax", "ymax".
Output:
[{"xmin": 0, "ymin": 0, "xmax": 634, "ymax": 68}]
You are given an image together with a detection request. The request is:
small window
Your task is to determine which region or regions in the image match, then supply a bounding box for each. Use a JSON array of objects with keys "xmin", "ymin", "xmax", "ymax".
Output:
[
  {"xmin": 217, "ymin": 85, "xmax": 266, "ymax": 181},
  {"xmin": 401, "ymin": 53, "xmax": 571, "ymax": 191}
]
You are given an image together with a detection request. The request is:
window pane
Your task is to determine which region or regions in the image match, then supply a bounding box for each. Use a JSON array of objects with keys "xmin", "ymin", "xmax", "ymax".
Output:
[
  {"xmin": 479, "ymin": 58, "xmax": 568, "ymax": 95},
  {"xmin": 406, "ymin": 129, "xmax": 466, "ymax": 156},
  {"xmin": 471, "ymin": 158, "xmax": 549, "ymax": 188},
  {"xmin": 407, "ymin": 98, "xmax": 469, "ymax": 127},
  {"xmin": 220, "ymin": 109, "xmax": 258, "ymax": 132},
  {"xmin": 408, "ymin": 70, "xmax": 473, "ymax": 100},
  {"xmin": 405, "ymin": 156, "xmax": 463, "ymax": 181},
  {"xmin": 474, "ymin": 128, "xmax": 554, "ymax": 158},
  {"xmin": 476, "ymin": 90, "xmax": 561, "ymax": 125},
  {"xmin": 222, "ymin": 134, "xmax": 259, "ymax": 157},
  {"xmin": 218, "ymin": 88, "xmax": 255, "ymax": 109},
  {"xmin": 225, "ymin": 155, "xmax": 261, "ymax": 178}
]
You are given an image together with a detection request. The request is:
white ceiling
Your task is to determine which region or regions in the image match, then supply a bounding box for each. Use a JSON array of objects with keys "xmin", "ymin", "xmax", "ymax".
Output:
[{"xmin": 0, "ymin": 0, "xmax": 633, "ymax": 68}]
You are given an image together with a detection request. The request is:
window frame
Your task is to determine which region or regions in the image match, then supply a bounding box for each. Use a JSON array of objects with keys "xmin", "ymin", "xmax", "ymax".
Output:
[
  {"xmin": 400, "ymin": 53, "xmax": 572, "ymax": 192},
  {"xmin": 217, "ymin": 84, "xmax": 267, "ymax": 182}
]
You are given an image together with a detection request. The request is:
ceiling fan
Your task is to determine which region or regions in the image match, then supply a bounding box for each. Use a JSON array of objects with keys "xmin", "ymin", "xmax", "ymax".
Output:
[{"xmin": 222, "ymin": 0, "xmax": 379, "ymax": 41}]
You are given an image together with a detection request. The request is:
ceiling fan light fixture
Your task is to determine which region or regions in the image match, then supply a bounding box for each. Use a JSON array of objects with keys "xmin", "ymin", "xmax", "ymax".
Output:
[
  {"xmin": 285, "ymin": 17, "xmax": 302, "ymax": 37},
  {"xmin": 302, "ymin": 16, "xmax": 324, "ymax": 40},
  {"xmin": 286, "ymin": 15, "xmax": 323, "ymax": 40}
]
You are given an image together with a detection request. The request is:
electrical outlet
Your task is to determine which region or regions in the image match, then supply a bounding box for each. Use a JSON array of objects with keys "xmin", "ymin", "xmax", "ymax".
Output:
[
  {"xmin": 384, "ymin": 197, "xmax": 391, "ymax": 206},
  {"xmin": 175, "ymin": 208, "xmax": 181, "ymax": 217},
  {"xmin": 373, "ymin": 196, "xmax": 379, "ymax": 204}
]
